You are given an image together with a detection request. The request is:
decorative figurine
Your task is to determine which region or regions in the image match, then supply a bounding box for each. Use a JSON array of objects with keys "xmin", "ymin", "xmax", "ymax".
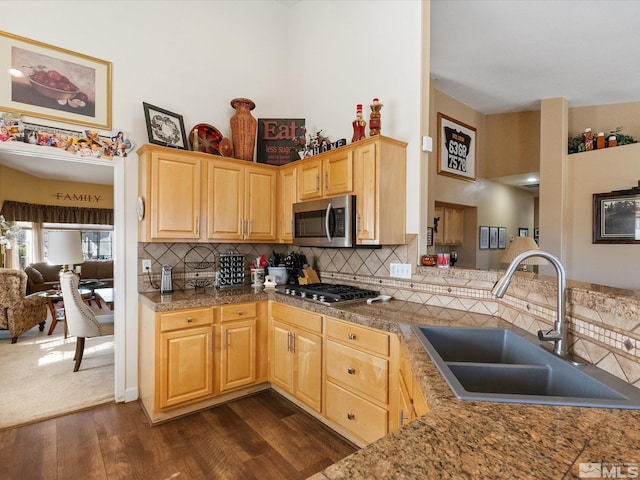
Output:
[
  {"xmin": 369, "ymin": 98, "xmax": 383, "ymax": 136},
  {"xmin": 351, "ymin": 104, "xmax": 366, "ymax": 143}
]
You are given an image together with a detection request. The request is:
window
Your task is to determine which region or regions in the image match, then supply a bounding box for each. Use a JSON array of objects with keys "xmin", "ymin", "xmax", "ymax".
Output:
[
  {"xmin": 14, "ymin": 222, "xmax": 33, "ymax": 269},
  {"xmin": 43, "ymin": 224, "xmax": 113, "ymax": 262}
]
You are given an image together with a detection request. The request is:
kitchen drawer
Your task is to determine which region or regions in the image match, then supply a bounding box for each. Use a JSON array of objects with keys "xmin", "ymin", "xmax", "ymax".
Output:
[
  {"xmin": 271, "ymin": 302, "xmax": 322, "ymax": 334},
  {"xmin": 220, "ymin": 302, "xmax": 257, "ymax": 322},
  {"xmin": 160, "ymin": 308, "xmax": 214, "ymax": 332},
  {"xmin": 326, "ymin": 340, "xmax": 388, "ymax": 404},
  {"xmin": 326, "ymin": 318, "xmax": 389, "ymax": 356},
  {"xmin": 325, "ymin": 381, "xmax": 387, "ymax": 444}
]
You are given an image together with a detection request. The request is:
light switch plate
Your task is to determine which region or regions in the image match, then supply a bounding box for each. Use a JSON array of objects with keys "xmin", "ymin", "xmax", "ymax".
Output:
[
  {"xmin": 390, "ymin": 262, "xmax": 412, "ymax": 279},
  {"xmin": 422, "ymin": 136, "xmax": 433, "ymax": 152}
]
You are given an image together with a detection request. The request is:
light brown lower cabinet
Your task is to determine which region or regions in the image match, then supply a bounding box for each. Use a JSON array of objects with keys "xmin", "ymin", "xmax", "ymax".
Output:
[
  {"xmin": 323, "ymin": 317, "xmax": 397, "ymax": 445},
  {"xmin": 269, "ymin": 303, "xmax": 323, "ymax": 413},
  {"xmin": 138, "ymin": 301, "xmax": 268, "ymax": 424},
  {"xmin": 393, "ymin": 344, "xmax": 430, "ymax": 432},
  {"xmin": 219, "ymin": 302, "xmax": 259, "ymax": 392},
  {"xmin": 158, "ymin": 308, "xmax": 215, "ymax": 410},
  {"xmin": 139, "ymin": 299, "xmax": 426, "ymax": 441}
]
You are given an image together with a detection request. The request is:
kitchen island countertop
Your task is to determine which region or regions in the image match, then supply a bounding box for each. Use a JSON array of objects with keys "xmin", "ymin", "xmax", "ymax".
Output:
[{"xmin": 139, "ymin": 288, "xmax": 640, "ymax": 479}]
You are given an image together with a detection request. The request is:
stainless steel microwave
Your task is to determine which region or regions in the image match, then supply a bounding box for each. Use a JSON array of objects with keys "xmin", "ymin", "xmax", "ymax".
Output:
[{"xmin": 292, "ymin": 195, "xmax": 356, "ymax": 248}]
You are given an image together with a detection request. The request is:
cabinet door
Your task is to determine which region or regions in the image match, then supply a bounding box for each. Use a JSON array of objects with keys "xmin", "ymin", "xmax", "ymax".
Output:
[
  {"xmin": 220, "ymin": 318, "xmax": 256, "ymax": 392},
  {"xmin": 323, "ymin": 150, "xmax": 353, "ymax": 197},
  {"xmin": 278, "ymin": 164, "xmax": 297, "ymax": 242},
  {"xmin": 159, "ymin": 325, "xmax": 213, "ymax": 409},
  {"xmin": 443, "ymin": 207, "xmax": 464, "ymax": 245},
  {"xmin": 270, "ymin": 320, "xmax": 294, "ymax": 392},
  {"xmin": 150, "ymin": 153, "xmax": 201, "ymax": 239},
  {"xmin": 206, "ymin": 159, "xmax": 244, "ymax": 241},
  {"xmin": 245, "ymin": 165, "xmax": 277, "ymax": 241},
  {"xmin": 354, "ymin": 142, "xmax": 378, "ymax": 242},
  {"xmin": 298, "ymin": 158, "xmax": 323, "ymax": 200},
  {"xmin": 293, "ymin": 329, "xmax": 322, "ymax": 413}
]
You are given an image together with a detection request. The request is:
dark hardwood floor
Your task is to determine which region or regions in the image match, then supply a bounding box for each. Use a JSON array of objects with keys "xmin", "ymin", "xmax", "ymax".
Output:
[{"xmin": 0, "ymin": 390, "xmax": 357, "ymax": 480}]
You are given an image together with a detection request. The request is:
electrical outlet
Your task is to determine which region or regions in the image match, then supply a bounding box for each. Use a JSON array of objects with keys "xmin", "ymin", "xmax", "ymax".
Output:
[
  {"xmin": 142, "ymin": 259, "xmax": 152, "ymax": 271},
  {"xmin": 390, "ymin": 262, "xmax": 412, "ymax": 279}
]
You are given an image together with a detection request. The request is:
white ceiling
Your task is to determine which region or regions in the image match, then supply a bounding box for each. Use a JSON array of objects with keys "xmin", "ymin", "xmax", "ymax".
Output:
[
  {"xmin": 430, "ymin": 0, "xmax": 640, "ymax": 115},
  {"xmin": 0, "ymin": 142, "xmax": 114, "ymax": 185}
]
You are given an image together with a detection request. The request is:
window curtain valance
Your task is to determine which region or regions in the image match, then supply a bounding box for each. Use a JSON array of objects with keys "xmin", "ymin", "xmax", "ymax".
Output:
[{"xmin": 0, "ymin": 201, "xmax": 114, "ymax": 225}]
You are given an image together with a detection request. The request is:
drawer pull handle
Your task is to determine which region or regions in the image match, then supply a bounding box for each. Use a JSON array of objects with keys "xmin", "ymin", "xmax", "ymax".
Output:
[
  {"xmin": 347, "ymin": 413, "xmax": 355, "ymax": 421},
  {"xmin": 347, "ymin": 367, "xmax": 356, "ymax": 375},
  {"xmin": 237, "ymin": 310, "xmax": 244, "ymax": 315},
  {"xmin": 348, "ymin": 333, "xmax": 356, "ymax": 340},
  {"xmin": 186, "ymin": 317, "xmax": 193, "ymax": 323}
]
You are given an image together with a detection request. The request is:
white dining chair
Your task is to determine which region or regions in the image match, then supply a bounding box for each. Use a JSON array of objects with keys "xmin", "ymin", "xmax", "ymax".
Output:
[{"xmin": 59, "ymin": 272, "xmax": 114, "ymax": 372}]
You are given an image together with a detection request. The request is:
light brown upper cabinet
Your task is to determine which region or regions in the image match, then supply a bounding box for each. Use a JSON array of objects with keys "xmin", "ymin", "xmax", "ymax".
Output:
[
  {"xmin": 297, "ymin": 149, "xmax": 354, "ymax": 201},
  {"xmin": 138, "ymin": 145, "xmax": 202, "ymax": 241},
  {"xmin": 354, "ymin": 136, "xmax": 407, "ymax": 245},
  {"xmin": 434, "ymin": 204, "xmax": 464, "ymax": 246},
  {"xmin": 139, "ymin": 136, "xmax": 406, "ymax": 245},
  {"xmin": 277, "ymin": 163, "xmax": 297, "ymax": 243},
  {"xmin": 206, "ymin": 158, "xmax": 277, "ymax": 242}
]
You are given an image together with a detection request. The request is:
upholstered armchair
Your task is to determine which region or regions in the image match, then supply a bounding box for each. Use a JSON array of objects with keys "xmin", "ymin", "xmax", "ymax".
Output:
[{"xmin": 0, "ymin": 268, "xmax": 47, "ymax": 343}]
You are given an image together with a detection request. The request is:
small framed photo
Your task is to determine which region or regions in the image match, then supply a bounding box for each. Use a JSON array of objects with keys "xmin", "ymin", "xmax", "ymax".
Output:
[
  {"xmin": 143, "ymin": 102, "xmax": 188, "ymax": 149},
  {"xmin": 426, "ymin": 227, "xmax": 434, "ymax": 247},
  {"xmin": 489, "ymin": 227, "xmax": 499, "ymax": 249},
  {"xmin": 479, "ymin": 226, "xmax": 489, "ymax": 249},
  {"xmin": 498, "ymin": 227, "xmax": 507, "ymax": 249},
  {"xmin": 437, "ymin": 112, "xmax": 477, "ymax": 182},
  {"xmin": 519, "ymin": 228, "xmax": 529, "ymax": 237}
]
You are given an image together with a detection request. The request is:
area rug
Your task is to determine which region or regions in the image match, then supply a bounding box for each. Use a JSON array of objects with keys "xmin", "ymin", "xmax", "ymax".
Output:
[{"xmin": 0, "ymin": 306, "xmax": 114, "ymax": 430}]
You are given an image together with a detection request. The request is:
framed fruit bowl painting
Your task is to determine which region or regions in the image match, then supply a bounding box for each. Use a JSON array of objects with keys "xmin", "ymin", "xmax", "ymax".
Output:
[{"xmin": 0, "ymin": 30, "xmax": 112, "ymax": 129}]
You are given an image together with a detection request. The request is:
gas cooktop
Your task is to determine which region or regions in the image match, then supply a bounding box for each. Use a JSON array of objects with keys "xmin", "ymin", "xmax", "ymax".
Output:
[{"xmin": 276, "ymin": 283, "xmax": 378, "ymax": 306}]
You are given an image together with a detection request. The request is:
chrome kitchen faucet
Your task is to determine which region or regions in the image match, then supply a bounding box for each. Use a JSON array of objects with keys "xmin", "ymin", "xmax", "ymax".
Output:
[{"xmin": 492, "ymin": 250, "xmax": 568, "ymax": 357}]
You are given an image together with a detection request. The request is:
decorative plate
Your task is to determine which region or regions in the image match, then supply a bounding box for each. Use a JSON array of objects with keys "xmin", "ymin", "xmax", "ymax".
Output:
[
  {"xmin": 189, "ymin": 123, "xmax": 223, "ymax": 155},
  {"xmin": 136, "ymin": 196, "xmax": 145, "ymax": 221}
]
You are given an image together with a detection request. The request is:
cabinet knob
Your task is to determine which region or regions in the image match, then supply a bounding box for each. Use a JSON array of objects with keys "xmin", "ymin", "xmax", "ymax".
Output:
[
  {"xmin": 186, "ymin": 317, "xmax": 193, "ymax": 323},
  {"xmin": 347, "ymin": 367, "xmax": 356, "ymax": 375},
  {"xmin": 347, "ymin": 413, "xmax": 355, "ymax": 420},
  {"xmin": 348, "ymin": 333, "xmax": 356, "ymax": 340},
  {"xmin": 237, "ymin": 310, "xmax": 244, "ymax": 316}
]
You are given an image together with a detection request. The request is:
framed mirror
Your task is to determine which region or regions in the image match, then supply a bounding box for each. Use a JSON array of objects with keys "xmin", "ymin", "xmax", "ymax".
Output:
[{"xmin": 593, "ymin": 185, "xmax": 640, "ymax": 244}]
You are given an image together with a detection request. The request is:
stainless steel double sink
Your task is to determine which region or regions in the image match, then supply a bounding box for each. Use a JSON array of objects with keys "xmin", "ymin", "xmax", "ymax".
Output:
[{"xmin": 412, "ymin": 325, "xmax": 640, "ymax": 409}]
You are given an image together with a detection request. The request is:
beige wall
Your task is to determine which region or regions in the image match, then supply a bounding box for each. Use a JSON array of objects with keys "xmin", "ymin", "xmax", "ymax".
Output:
[
  {"xmin": 568, "ymin": 101, "xmax": 640, "ymax": 139},
  {"xmin": 429, "ymin": 88, "xmax": 537, "ymax": 270},
  {"xmin": 485, "ymin": 110, "xmax": 540, "ymax": 178},
  {"xmin": 566, "ymin": 143, "xmax": 640, "ymax": 289},
  {"xmin": 0, "ymin": 164, "xmax": 114, "ymax": 211}
]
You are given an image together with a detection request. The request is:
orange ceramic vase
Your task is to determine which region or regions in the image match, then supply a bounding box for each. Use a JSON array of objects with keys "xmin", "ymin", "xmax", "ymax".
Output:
[{"xmin": 230, "ymin": 97, "xmax": 257, "ymax": 161}]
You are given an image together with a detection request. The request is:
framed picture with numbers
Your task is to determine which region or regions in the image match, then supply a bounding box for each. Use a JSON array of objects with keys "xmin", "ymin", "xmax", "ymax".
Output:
[{"xmin": 437, "ymin": 112, "xmax": 476, "ymax": 182}]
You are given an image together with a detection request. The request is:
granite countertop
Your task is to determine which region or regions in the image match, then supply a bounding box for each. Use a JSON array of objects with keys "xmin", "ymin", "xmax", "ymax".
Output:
[{"xmin": 139, "ymin": 288, "xmax": 640, "ymax": 479}]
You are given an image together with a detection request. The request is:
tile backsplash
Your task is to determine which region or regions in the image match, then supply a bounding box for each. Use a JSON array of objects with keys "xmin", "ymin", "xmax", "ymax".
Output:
[{"xmin": 137, "ymin": 234, "xmax": 419, "ymax": 292}]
